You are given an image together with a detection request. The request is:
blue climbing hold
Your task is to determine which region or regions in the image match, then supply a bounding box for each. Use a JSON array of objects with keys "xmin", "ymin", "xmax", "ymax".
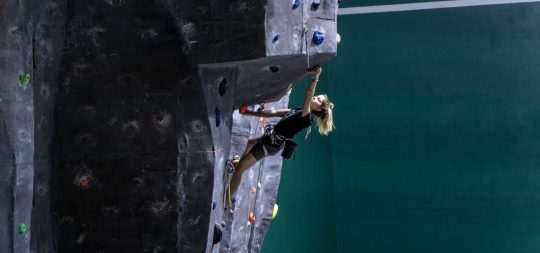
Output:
[
  {"xmin": 292, "ymin": 0, "xmax": 301, "ymax": 9},
  {"xmin": 273, "ymin": 33, "xmax": 280, "ymax": 42},
  {"xmin": 312, "ymin": 31, "xmax": 325, "ymax": 45},
  {"xmin": 215, "ymin": 108, "xmax": 221, "ymax": 127},
  {"xmin": 212, "ymin": 201, "xmax": 217, "ymax": 210}
]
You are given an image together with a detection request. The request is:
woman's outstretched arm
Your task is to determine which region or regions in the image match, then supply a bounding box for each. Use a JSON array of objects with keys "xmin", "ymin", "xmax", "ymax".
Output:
[
  {"xmin": 241, "ymin": 108, "xmax": 291, "ymax": 118},
  {"xmin": 301, "ymin": 67, "xmax": 322, "ymax": 117}
]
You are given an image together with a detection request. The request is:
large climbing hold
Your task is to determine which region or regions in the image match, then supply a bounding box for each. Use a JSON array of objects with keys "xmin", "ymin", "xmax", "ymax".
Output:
[{"xmin": 213, "ymin": 224, "xmax": 223, "ymax": 244}]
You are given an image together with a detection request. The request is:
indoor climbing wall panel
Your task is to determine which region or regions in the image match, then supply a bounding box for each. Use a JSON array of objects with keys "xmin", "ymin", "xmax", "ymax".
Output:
[
  {"xmin": 0, "ymin": 0, "xmax": 66, "ymax": 252},
  {"xmin": 0, "ymin": 0, "xmax": 338, "ymax": 252},
  {"xmin": 217, "ymin": 96, "xmax": 290, "ymax": 253}
]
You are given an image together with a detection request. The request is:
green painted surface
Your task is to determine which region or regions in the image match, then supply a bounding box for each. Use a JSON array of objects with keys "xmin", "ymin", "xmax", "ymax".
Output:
[
  {"xmin": 330, "ymin": 3, "xmax": 540, "ymax": 253},
  {"xmin": 263, "ymin": 2, "xmax": 540, "ymax": 253}
]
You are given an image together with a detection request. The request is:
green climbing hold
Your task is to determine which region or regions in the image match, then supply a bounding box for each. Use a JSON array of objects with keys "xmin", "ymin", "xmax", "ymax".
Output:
[
  {"xmin": 18, "ymin": 223, "xmax": 27, "ymax": 234},
  {"xmin": 19, "ymin": 73, "xmax": 30, "ymax": 86}
]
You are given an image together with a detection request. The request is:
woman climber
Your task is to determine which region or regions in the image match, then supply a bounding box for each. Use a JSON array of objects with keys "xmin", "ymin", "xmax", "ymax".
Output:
[{"xmin": 228, "ymin": 66, "xmax": 334, "ymax": 198}]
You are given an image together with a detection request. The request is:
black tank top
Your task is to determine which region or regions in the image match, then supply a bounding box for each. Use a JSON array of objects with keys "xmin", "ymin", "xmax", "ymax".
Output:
[{"xmin": 274, "ymin": 108, "xmax": 313, "ymax": 139}]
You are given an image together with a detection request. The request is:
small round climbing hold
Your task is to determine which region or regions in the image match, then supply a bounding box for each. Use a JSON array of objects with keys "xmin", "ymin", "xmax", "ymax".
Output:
[
  {"xmin": 311, "ymin": 0, "xmax": 321, "ymax": 10},
  {"xmin": 239, "ymin": 105, "xmax": 248, "ymax": 114},
  {"xmin": 269, "ymin": 66, "xmax": 279, "ymax": 73},
  {"xmin": 272, "ymin": 204, "xmax": 279, "ymax": 219},
  {"xmin": 18, "ymin": 223, "xmax": 27, "ymax": 234},
  {"xmin": 19, "ymin": 73, "xmax": 30, "ymax": 86},
  {"xmin": 218, "ymin": 78, "xmax": 228, "ymax": 96},
  {"xmin": 272, "ymin": 33, "xmax": 280, "ymax": 42},
  {"xmin": 337, "ymin": 33, "xmax": 341, "ymax": 44},
  {"xmin": 215, "ymin": 108, "xmax": 221, "ymax": 127},
  {"xmin": 212, "ymin": 201, "xmax": 217, "ymax": 210},
  {"xmin": 248, "ymin": 211, "xmax": 255, "ymax": 223},
  {"xmin": 292, "ymin": 0, "xmax": 301, "ymax": 9},
  {"xmin": 312, "ymin": 31, "xmax": 325, "ymax": 45},
  {"xmin": 251, "ymin": 186, "xmax": 256, "ymax": 194},
  {"xmin": 75, "ymin": 174, "xmax": 92, "ymax": 189}
]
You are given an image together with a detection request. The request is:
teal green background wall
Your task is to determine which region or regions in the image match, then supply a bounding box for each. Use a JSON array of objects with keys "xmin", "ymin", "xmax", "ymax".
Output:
[
  {"xmin": 330, "ymin": 3, "xmax": 540, "ymax": 253},
  {"xmin": 263, "ymin": 2, "xmax": 540, "ymax": 253}
]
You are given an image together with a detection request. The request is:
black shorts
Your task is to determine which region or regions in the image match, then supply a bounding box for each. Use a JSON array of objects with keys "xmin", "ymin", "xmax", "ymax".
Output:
[{"xmin": 250, "ymin": 131, "xmax": 285, "ymax": 161}]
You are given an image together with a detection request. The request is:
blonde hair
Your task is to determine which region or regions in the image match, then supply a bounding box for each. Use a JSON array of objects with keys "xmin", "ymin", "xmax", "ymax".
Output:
[{"xmin": 313, "ymin": 94, "xmax": 335, "ymax": 135}]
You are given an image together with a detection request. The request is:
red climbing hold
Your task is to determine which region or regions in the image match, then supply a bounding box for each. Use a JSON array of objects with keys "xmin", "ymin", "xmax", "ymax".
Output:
[
  {"xmin": 75, "ymin": 174, "xmax": 91, "ymax": 189},
  {"xmin": 248, "ymin": 211, "xmax": 255, "ymax": 223},
  {"xmin": 239, "ymin": 105, "xmax": 248, "ymax": 113},
  {"xmin": 306, "ymin": 65, "xmax": 320, "ymax": 74}
]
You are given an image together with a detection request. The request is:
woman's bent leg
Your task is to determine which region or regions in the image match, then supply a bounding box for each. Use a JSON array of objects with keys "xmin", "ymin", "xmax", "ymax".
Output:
[
  {"xmin": 241, "ymin": 137, "xmax": 261, "ymax": 158},
  {"xmin": 228, "ymin": 152, "xmax": 258, "ymax": 201}
]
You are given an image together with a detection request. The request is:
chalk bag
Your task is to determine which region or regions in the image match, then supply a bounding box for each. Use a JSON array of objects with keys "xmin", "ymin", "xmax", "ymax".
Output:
[{"xmin": 281, "ymin": 140, "xmax": 297, "ymax": 159}]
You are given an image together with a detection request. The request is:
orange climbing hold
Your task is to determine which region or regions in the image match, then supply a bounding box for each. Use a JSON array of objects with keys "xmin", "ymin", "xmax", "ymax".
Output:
[
  {"xmin": 248, "ymin": 211, "xmax": 255, "ymax": 223},
  {"xmin": 251, "ymin": 186, "xmax": 256, "ymax": 194}
]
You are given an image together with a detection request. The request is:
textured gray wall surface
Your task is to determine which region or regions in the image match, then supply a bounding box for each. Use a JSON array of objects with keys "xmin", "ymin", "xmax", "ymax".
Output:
[
  {"xmin": 1, "ymin": 0, "xmax": 66, "ymax": 253},
  {"xmin": 0, "ymin": 0, "xmax": 337, "ymax": 252},
  {"xmin": 215, "ymin": 97, "xmax": 289, "ymax": 253}
]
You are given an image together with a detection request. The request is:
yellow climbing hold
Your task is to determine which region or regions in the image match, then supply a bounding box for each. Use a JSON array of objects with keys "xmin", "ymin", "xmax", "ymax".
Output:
[{"xmin": 272, "ymin": 204, "xmax": 278, "ymax": 219}]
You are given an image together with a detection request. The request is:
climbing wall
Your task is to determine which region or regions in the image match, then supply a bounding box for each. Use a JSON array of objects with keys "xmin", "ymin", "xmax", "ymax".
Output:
[
  {"xmin": 217, "ymin": 97, "xmax": 290, "ymax": 253},
  {"xmin": 0, "ymin": 0, "xmax": 338, "ymax": 252}
]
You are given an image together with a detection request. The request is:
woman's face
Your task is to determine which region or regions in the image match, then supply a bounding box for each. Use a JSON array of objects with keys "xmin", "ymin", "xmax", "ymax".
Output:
[{"xmin": 310, "ymin": 95, "xmax": 326, "ymax": 112}]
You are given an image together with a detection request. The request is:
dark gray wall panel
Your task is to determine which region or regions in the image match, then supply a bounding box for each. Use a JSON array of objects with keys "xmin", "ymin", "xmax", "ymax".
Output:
[
  {"xmin": 216, "ymin": 96, "xmax": 289, "ymax": 253},
  {"xmin": 0, "ymin": 0, "xmax": 337, "ymax": 252}
]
